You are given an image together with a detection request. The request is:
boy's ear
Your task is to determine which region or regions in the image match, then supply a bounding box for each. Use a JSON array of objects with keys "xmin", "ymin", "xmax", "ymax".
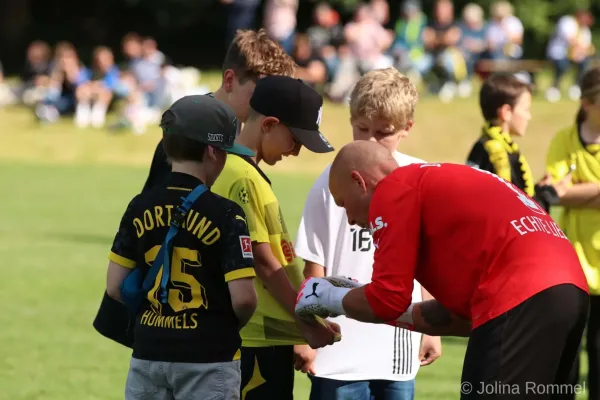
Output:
[
  {"xmin": 581, "ymin": 97, "xmax": 593, "ymax": 113},
  {"xmin": 405, "ymin": 120, "xmax": 414, "ymax": 131},
  {"xmin": 498, "ymin": 104, "xmax": 512, "ymax": 122},
  {"xmin": 222, "ymin": 69, "xmax": 236, "ymax": 93},
  {"xmin": 261, "ymin": 116, "xmax": 280, "ymax": 132}
]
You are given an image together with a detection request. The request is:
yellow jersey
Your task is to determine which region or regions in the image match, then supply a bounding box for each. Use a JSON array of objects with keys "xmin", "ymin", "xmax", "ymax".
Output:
[
  {"xmin": 547, "ymin": 125, "xmax": 600, "ymax": 294},
  {"xmin": 212, "ymin": 154, "xmax": 306, "ymax": 346}
]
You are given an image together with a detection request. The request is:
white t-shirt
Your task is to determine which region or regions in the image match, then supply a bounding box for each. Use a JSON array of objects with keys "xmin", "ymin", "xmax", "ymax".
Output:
[
  {"xmin": 295, "ymin": 151, "xmax": 425, "ymax": 382},
  {"xmin": 547, "ymin": 15, "xmax": 592, "ymax": 60}
]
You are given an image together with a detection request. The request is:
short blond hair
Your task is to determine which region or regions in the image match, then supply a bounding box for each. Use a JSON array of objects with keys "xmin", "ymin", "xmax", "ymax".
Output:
[{"xmin": 349, "ymin": 68, "xmax": 418, "ymax": 129}]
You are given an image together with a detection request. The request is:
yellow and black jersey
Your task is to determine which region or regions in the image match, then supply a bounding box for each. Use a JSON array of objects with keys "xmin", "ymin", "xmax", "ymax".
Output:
[
  {"xmin": 466, "ymin": 124, "xmax": 536, "ymax": 197},
  {"xmin": 212, "ymin": 155, "xmax": 306, "ymax": 347},
  {"xmin": 547, "ymin": 124, "xmax": 600, "ymax": 295},
  {"xmin": 109, "ymin": 172, "xmax": 256, "ymax": 363}
]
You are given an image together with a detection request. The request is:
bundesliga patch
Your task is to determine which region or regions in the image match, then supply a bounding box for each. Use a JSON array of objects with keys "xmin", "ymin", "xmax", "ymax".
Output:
[{"xmin": 239, "ymin": 236, "xmax": 253, "ymax": 259}]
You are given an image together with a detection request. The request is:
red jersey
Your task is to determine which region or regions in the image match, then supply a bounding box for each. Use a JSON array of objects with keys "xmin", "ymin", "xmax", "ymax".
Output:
[{"xmin": 364, "ymin": 163, "xmax": 588, "ymax": 330}]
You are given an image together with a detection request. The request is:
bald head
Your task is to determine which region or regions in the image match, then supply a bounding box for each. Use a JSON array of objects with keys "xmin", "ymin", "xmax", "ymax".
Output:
[
  {"xmin": 331, "ymin": 141, "xmax": 398, "ymax": 185},
  {"xmin": 329, "ymin": 141, "xmax": 399, "ymax": 227}
]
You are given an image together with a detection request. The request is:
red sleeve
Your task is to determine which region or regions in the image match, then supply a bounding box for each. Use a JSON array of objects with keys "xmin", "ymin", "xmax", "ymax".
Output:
[{"xmin": 364, "ymin": 179, "xmax": 421, "ymax": 322}]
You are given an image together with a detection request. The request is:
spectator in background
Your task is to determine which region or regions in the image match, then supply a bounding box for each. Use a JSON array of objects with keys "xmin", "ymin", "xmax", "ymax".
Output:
[
  {"xmin": 292, "ymin": 34, "xmax": 327, "ymax": 87},
  {"xmin": 485, "ymin": 1, "xmax": 524, "ymax": 61},
  {"xmin": 36, "ymin": 42, "xmax": 91, "ymax": 123},
  {"xmin": 545, "ymin": 9, "xmax": 595, "ymax": 103},
  {"xmin": 457, "ymin": 3, "xmax": 488, "ymax": 98},
  {"xmin": 370, "ymin": 0, "xmax": 390, "ymax": 26},
  {"xmin": 391, "ymin": 0, "xmax": 429, "ymax": 85},
  {"xmin": 221, "ymin": 0, "xmax": 261, "ymax": 48},
  {"xmin": 15, "ymin": 41, "xmax": 52, "ymax": 106},
  {"xmin": 422, "ymin": 0, "xmax": 466, "ymax": 102},
  {"xmin": 307, "ymin": 2, "xmax": 345, "ymax": 82},
  {"xmin": 328, "ymin": 4, "xmax": 393, "ymax": 102},
  {"xmin": 0, "ymin": 60, "xmax": 10, "ymax": 107},
  {"xmin": 264, "ymin": 0, "xmax": 298, "ymax": 55},
  {"xmin": 135, "ymin": 37, "xmax": 167, "ymax": 117},
  {"xmin": 74, "ymin": 46, "xmax": 120, "ymax": 128}
]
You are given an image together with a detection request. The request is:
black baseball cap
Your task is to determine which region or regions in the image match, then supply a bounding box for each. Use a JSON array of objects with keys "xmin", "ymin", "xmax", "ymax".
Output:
[
  {"xmin": 160, "ymin": 95, "xmax": 255, "ymax": 157},
  {"xmin": 249, "ymin": 76, "xmax": 334, "ymax": 153}
]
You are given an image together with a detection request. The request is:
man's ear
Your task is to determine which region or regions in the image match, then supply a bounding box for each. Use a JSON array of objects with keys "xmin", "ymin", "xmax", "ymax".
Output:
[
  {"xmin": 222, "ymin": 69, "xmax": 236, "ymax": 93},
  {"xmin": 350, "ymin": 170, "xmax": 367, "ymax": 193}
]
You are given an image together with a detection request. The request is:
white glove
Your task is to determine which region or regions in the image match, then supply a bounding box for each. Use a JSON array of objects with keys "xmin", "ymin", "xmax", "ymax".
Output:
[
  {"xmin": 323, "ymin": 276, "xmax": 364, "ymax": 289},
  {"xmin": 295, "ymin": 277, "xmax": 352, "ymax": 319}
]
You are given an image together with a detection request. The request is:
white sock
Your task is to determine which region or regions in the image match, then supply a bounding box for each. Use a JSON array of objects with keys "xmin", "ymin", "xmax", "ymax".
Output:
[
  {"xmin": 75, "ymin": 102, "xmax": 91, "ymax": 128},
  {"xmin": 91, "ymin": 103, "xmax": 107, "ymax": 128}
]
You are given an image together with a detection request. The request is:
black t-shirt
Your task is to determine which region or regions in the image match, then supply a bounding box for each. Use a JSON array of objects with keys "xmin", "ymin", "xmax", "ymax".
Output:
[{"xmin": 110, "ymin": 172, "xmax": 256, "ymax": 363}]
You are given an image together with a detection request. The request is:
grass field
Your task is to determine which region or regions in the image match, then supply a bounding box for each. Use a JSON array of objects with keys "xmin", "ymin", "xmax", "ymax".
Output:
[{"xmin": 0, "ymin": 72, "xmax": 591, "ymax": 399}]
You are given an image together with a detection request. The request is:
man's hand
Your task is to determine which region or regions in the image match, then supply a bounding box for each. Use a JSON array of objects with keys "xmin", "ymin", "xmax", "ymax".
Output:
[
  {"xmin": 295, "ymin": 277, "xmax": 360, "ymax": 319},
  {"xmin": 419, "ymin": 335, "xmax": 442, "ymax": 366},
  {"xmin": 293, "ymin": 344, "xmax": 317, "ymax": 374}
]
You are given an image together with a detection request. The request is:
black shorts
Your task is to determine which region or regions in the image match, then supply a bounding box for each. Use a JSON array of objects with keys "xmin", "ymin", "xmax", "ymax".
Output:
[
  {"xmin": 240, "ymin": 345, "xmax": 295, "ymax": 400},
  {"xmin": 461, "ymin": 283, "xmax": 589, "ymax": 399}
]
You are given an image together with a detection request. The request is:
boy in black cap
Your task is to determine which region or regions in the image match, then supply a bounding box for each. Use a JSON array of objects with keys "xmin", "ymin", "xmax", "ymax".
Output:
[
  {"xmin": 105, "ymin": 95, "xmax": 258, "ymax": 400},
  {"xmin": 211, "ymin": 75, "xmax": 337, "ymax": 400}
]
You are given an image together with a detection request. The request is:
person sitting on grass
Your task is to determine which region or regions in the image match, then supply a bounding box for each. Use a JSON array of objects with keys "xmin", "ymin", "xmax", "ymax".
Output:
[{"xmin": 74, "ymin": 47, "xmax": 121, "ymax": 129}]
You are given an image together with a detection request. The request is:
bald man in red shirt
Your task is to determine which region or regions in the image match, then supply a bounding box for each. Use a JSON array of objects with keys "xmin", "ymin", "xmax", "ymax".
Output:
[{"xmin": 295, "ymin": 141, "xmax": 589, "ymax": 399}]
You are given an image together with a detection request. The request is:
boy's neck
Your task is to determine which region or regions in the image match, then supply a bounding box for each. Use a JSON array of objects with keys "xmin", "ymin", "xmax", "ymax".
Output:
[
  {"xmin": 236, "ymin": 123, "xmax": 263, "ymax": 164},
  {"xmin": 171, "ymin": 161, "xmax": 209, "ymax": 183},
  {"xmin": 488, "ymin": 120, "xmax": 510, "ymax": 136},
  {"xmin": 212, "ymin": 87, "xmax": 228, "ymax": 104}
]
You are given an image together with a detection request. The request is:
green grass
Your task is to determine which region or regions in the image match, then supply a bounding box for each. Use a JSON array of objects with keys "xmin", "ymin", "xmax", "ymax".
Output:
[{"xmin": 0, "ymin": 71, "xmax": 591, "ymax": 399}]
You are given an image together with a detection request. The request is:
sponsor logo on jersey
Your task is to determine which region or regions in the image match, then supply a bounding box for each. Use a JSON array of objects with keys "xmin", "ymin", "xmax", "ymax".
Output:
[
  {"xmin": 368, "ymin": 216, "xmax": 388, "ymax": 236},
  {"xmin": 239, "ymin": 235, "xmax": 253, "ymax": 258}
]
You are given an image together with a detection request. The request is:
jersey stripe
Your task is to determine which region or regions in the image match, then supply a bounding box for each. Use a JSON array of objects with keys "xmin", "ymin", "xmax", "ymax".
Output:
[{"xmin": 392, "ymin": 328, "xmax": 413, "ymax": 375}]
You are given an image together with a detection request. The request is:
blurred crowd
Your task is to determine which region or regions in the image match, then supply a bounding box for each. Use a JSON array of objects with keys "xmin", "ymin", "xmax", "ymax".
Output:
[
  {"xmin": 248, "ymin": 0, "xmax": 597, "ymax": 103},
  {"xmin": 0, "ymin": 34, "xmax": 206, "ymax": 133},
  {"xmin": 0, "ymin": 0, "xmax": 596, "ymax": 133}
]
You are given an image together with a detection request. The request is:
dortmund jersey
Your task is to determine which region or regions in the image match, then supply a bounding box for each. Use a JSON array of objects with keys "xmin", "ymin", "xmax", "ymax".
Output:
[
  {"xmin": 547, "ymin": 124, "xmax": 600, "ymax": 294},
  {"xmin": 109, "ymin": 172, "xmax": 256, "ymax": 362},
  {"xmin": 212, "ymin": 155, "xmax": 306, "ymax": 347}
]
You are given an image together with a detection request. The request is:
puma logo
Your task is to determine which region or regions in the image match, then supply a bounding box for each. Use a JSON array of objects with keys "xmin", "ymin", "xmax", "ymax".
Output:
[
  {"xmin": 304, "ymin": 282, "xmax": 320, "ymax": 299},
  {"xmin": 235, "ymin": 215, "xmax": 246, "ymax": 224}
]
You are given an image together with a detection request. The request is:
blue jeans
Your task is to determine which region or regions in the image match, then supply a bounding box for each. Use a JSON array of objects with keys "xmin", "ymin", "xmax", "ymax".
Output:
[{"xmin": 309, "ymin": 376, "xmax": 415, "ymax": 400}]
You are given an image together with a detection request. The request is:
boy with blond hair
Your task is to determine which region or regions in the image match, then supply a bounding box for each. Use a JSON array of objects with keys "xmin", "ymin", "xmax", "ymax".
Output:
[{"xmin": 295, "ymin": 68, "xmax": 442, "ymax": 400}]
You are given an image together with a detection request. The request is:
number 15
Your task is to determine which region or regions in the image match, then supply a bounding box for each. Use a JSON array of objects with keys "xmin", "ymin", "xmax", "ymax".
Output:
[{"xmin": 144, "ymin": 246, "xmax": 208, "ymax": 314}]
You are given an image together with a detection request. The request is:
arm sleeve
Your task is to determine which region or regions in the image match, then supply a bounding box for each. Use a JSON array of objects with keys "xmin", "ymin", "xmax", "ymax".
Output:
[
  {"xmin": 364, "ymin": 180, "xmax": 420, "ymax": 322},
  {"xmin": 228, "ymin": 178, "xmax": 270, "ymax": 243},
  {"xmin": 109, "ymin": 196, "xmax": 140, "ymax": 269},
  {"xmin": 294, "ymin": 171, "xmax": 330, "ymax": 266},
  {"xmin": 220, "ymin": 203, "xmax": 256, "ymax": 282}
]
